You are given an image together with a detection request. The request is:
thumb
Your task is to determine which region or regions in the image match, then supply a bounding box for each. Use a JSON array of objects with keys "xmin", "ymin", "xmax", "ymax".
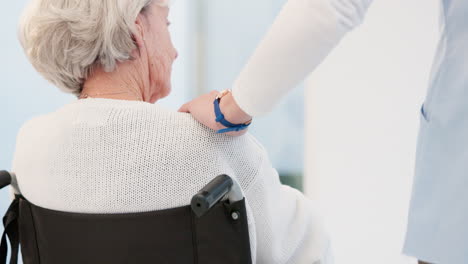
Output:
[{"xmin": 178, "ymin": 102, "xmax": 191, "ymax": 113}]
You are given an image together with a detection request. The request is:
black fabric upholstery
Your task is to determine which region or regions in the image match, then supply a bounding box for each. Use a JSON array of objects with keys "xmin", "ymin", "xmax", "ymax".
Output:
[{"xmin": 1, "ymin": 196, "xmax": 252, "ymax": 264}]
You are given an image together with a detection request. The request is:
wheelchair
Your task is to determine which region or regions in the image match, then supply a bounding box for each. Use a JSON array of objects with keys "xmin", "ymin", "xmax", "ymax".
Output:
[{"xmin": 0, "ymin": 171, "xmax": 252, "ymax": 264}]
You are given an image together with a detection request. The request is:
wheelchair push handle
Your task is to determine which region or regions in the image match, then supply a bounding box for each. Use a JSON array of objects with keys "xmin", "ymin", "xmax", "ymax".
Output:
[
  {"xmin": 191, "ymin": 174, "xmax": 233, "ymax": 218},
  {"xmin": 0, "ymin": 171, "xmax": 12, "ymax": 190}
]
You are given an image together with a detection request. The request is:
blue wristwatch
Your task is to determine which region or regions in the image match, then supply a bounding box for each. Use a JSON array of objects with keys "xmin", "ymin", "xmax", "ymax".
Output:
[{"xmin": 213, "ymin": 90, "xmax": 252, "ymax": 134}]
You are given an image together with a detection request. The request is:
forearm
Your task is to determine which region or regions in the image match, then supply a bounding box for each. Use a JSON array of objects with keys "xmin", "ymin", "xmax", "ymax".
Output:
[
  {"xmin": 232, "ymin": 0, "xmax": 373, "ymax": 117},
  {"xmin": 179, "ymin": 0, "xmax": 373, "ymax": 132}
]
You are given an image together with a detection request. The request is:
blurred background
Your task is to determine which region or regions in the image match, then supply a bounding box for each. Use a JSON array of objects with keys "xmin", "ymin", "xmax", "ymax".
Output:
[{"xmin": 1, "ymin": 0, "xmax": 438, "ymax": 263}]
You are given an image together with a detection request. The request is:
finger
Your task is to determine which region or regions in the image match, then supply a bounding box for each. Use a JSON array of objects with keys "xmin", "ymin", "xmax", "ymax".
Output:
[{"xmin": 178, "ymin": 102, "xmax": 190, "ymax": 113}]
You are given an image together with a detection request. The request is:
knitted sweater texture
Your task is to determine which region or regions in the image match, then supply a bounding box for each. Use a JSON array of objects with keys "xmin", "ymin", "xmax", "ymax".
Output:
[{"xmin": 11, "ymin": 98, "xmax": 331, "ymax": 264}]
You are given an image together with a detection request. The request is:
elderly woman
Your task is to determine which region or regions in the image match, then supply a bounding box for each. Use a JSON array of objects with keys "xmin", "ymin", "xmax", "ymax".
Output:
[{"xmin": 11, "ymin": 0, "xmax": 331, "ymax": 263}]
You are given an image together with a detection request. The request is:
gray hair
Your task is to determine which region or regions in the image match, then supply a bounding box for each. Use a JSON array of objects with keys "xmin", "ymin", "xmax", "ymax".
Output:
[{"xmin": 18, "ymin": 0, "xmax": 169, "ymax": 96}]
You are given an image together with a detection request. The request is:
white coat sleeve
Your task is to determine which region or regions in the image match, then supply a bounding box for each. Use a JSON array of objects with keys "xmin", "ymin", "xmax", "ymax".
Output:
[{"xmin": 232, "ymin": 0, "xmax": 374, "ymax": 116}]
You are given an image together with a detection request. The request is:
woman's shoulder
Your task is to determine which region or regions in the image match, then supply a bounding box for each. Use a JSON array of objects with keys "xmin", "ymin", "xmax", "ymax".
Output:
[
  {"xmin": 16, "ymin": 113, "xmax": 52, "ymax": 142},
  {"xmin": 15, "ymin": 99, "xmax": 268, "ymax": 150},
  {"xmin": 15, "ymin": 98, "xmax": 272, "ymax": 180}
]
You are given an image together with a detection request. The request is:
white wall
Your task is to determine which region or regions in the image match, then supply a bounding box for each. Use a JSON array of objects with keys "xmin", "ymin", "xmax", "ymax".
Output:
[{"xmin": 304, "ymin": 0, "xmax": 439, "ymax": 263}]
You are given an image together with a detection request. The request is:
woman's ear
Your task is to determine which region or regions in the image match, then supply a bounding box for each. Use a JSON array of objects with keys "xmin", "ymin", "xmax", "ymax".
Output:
[{"xmin": 133, "ymin": 15, "xmax": 146, "ymax": 49}]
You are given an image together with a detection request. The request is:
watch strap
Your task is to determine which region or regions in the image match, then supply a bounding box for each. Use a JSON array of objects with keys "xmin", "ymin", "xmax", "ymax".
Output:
[{"xmin": 213, "ymin": 98, "xmax": 251, "ymax": 133}]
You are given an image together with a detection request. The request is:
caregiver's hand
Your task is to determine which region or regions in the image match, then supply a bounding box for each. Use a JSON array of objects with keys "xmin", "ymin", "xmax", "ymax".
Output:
[{"xmin": 178, "ymin": 90, "xmax": 252, "ymax": 136}]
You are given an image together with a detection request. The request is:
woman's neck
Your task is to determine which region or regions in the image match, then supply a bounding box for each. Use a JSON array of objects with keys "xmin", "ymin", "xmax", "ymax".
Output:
[{"xmin": 80, "ymin": 63, "xmax": 148, "ymax": 102}]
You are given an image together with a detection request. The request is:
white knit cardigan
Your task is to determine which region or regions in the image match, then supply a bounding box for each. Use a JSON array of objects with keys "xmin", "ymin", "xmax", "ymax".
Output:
[{"xmin": 11, "ymin": 98, "xmax": 331, "ymax": 264}]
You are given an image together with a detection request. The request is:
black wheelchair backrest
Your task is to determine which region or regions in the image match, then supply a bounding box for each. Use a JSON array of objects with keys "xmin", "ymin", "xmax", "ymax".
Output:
[{"xmin": 0, "ymin": 171, "xmax": 252, "ymax": 264}]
